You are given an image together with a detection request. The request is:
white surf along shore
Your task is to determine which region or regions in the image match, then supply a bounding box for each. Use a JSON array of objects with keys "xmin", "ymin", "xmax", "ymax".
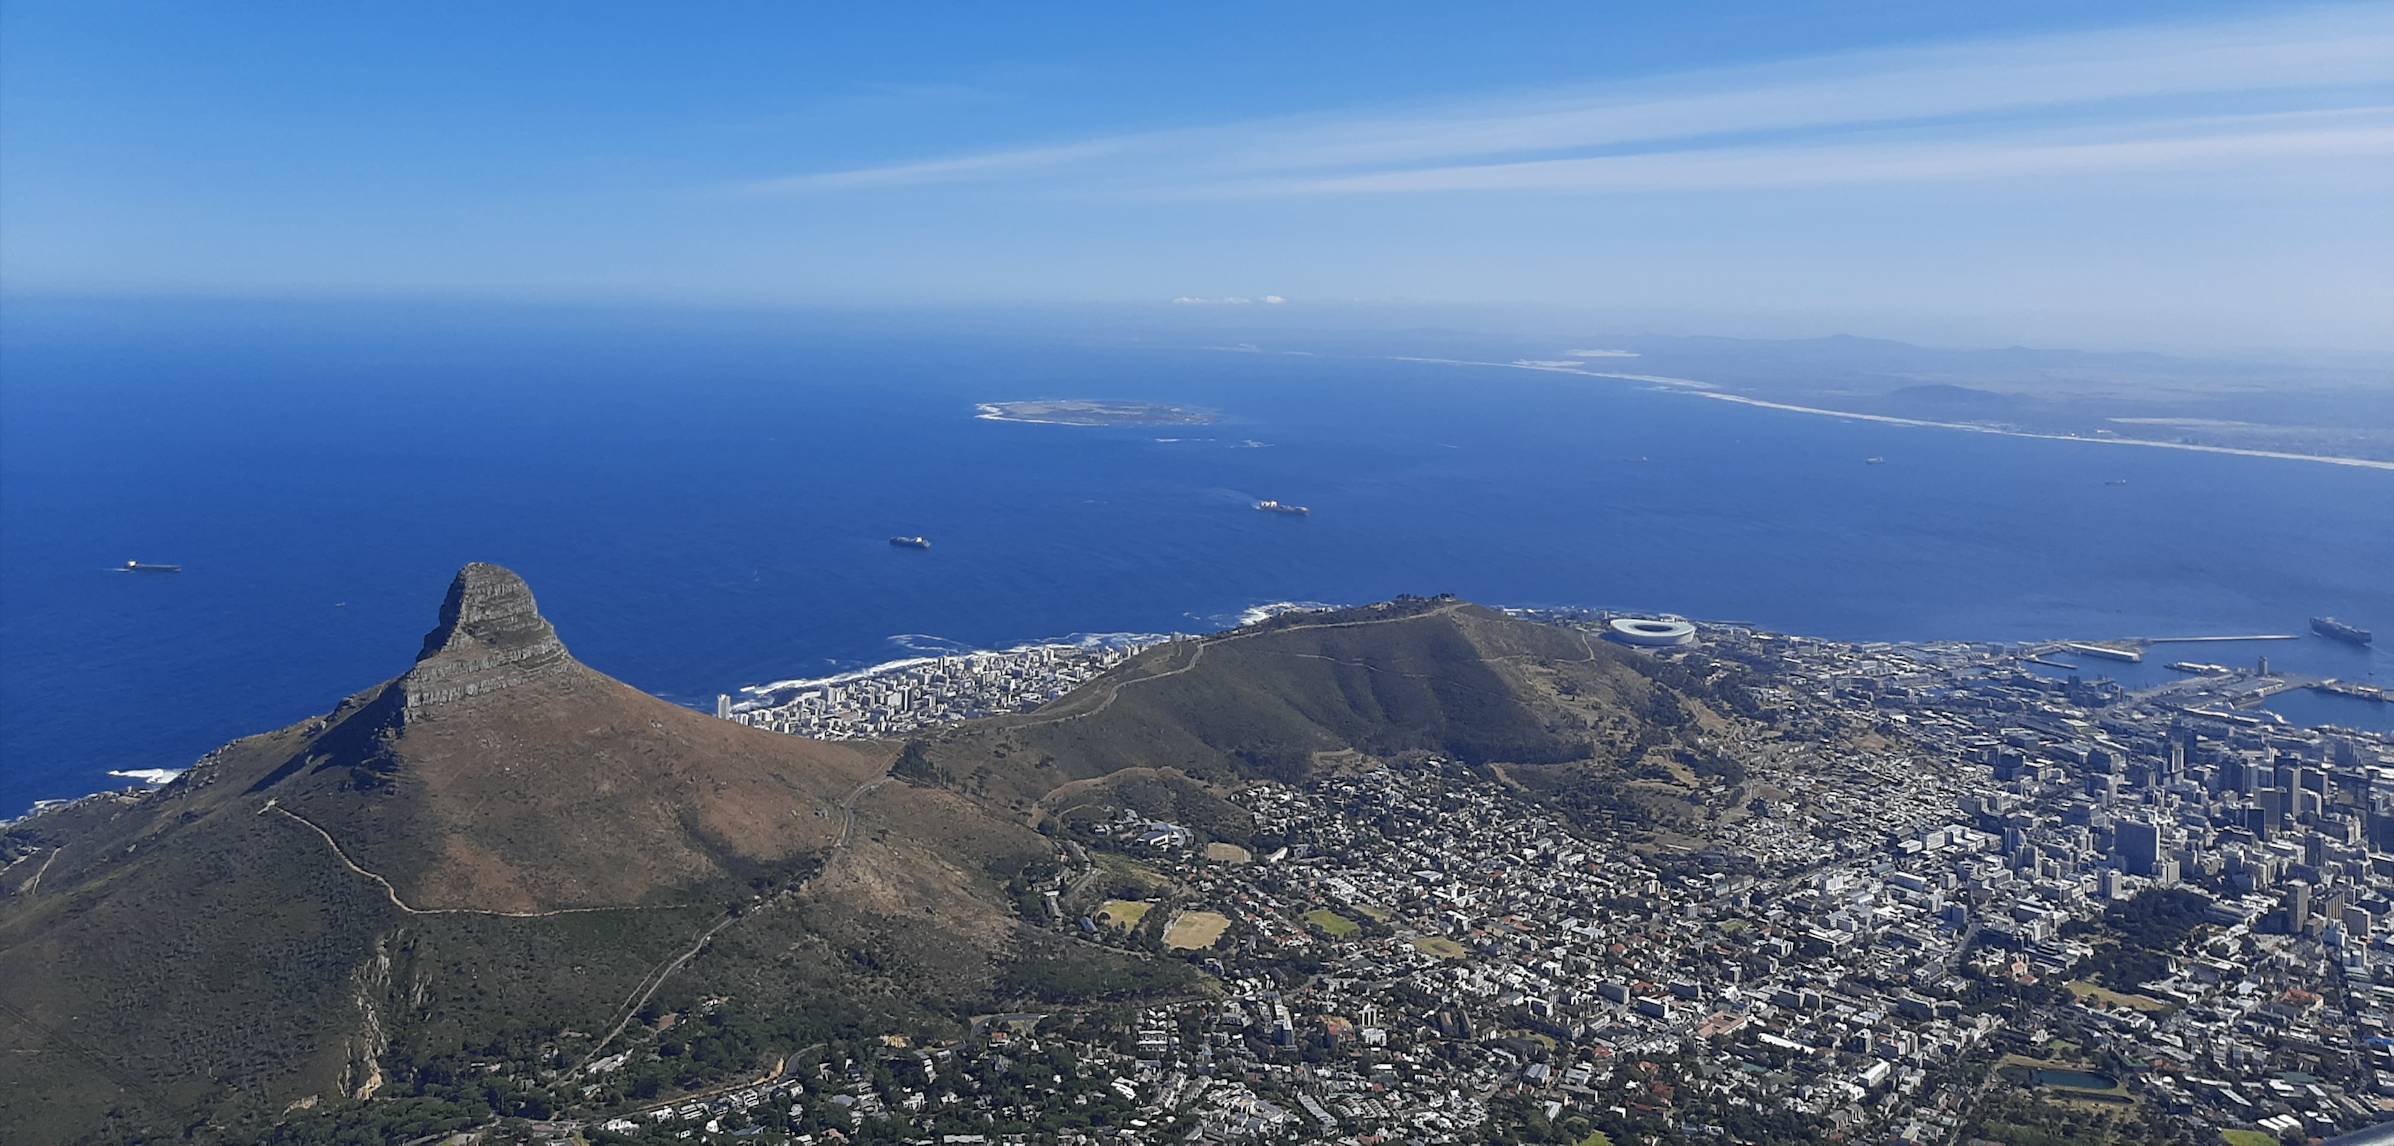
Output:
[
  {"xmin": 730, "ymin": 602, "xmax": 1345, "ymax": 713},
  {"xmin": 732, "ymin": 630, "xmax": 1173, "ymax": 711},
  {"xmin": 107, "ymin": 768, "xmax": 187, "ymax": 785}
]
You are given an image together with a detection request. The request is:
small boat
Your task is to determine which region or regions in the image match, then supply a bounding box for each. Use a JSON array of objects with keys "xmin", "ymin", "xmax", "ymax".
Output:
[
  {"xmin": 888, "ymin": 536, "xmax": 932, "ymax": 550},
  {"xmin": 122, "ymin": 560, "xmax": 182, "ymax": 573},
  {"xmin": 1254, "ymin": 500, "xmax": 1310, "ymax": 516},
  {"xmin": 2105, "ymin": 479, "xmax": 2130, "ymax": 486},
  {"xmin": 1864, "ymin": 457, "xmax": 1886, "ymax": 465}
]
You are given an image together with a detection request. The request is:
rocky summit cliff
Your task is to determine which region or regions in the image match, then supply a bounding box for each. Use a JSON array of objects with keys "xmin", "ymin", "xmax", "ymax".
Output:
[{"xmin": 401, "ymin": 562, "xmax": 576, "ymax": 711}]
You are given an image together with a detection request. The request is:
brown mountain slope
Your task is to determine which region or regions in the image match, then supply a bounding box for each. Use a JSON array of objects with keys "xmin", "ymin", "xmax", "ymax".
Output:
[
  {"xmin": 253, "ymin": 563, "xmax": 894, "ymax": 912},
  {"xmin": 0, "ymin": 565, "xmax": 1096, "ymax": 1142}
]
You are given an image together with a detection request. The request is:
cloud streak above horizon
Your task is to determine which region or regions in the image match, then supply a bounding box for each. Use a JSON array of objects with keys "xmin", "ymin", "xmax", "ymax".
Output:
[{"xmin": 734, "ymin": 4, "xmax": 2394, "ymax": 199}]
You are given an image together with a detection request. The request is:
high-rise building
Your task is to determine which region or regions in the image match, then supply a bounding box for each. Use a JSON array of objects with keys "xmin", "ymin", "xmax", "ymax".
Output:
[
  {"xmin": 2116, "ymin": 818, "xmax": 2162, "ymax": 877},
  {"xmin": 2283, "ymin": 881, "xmax": 2312, "ymax": 933},
  {"xmin": 2255, "ymin": 789, "xmax": 2289, "ymax": 838}
]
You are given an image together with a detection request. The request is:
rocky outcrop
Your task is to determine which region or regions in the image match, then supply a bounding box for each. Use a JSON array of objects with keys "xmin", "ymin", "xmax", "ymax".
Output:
[{"xmin": 402, "ymin": 563, "xmax": 575, "ymax": 711}]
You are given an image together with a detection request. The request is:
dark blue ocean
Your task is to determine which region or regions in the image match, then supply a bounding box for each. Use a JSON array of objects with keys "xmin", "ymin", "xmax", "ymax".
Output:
[{"xmin": 4, "ymin": 299, "xmax": 2390, "ymax": 816}]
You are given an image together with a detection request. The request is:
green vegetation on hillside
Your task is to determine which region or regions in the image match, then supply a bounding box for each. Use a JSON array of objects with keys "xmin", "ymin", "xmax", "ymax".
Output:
[{"xmin": 917, "ymin": 604, "xmax": 1689, "ymax": 816}]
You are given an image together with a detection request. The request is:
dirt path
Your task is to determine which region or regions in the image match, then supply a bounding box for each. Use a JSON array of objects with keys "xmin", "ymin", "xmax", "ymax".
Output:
[
  {"xmin": 1003, "ymin": 639, "xmax": 1211, "ymax": 729},
  {"xmin": 16, "ymin": 848, "xmax": 61, "ymax": 896},
  {"xmin": 265, "ymin": 802, "xmax": 697, "ymax": 919},
  {"xmin": 578, "ymin": 774, "xmax": 891, "ymax": 1067}
]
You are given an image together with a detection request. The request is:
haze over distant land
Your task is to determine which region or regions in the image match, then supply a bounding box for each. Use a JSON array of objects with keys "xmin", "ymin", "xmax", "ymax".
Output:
[
  {"xmin": 3, "ymin": 2, "xmax": 2390, "ymax": 350},
  {"xmin": 1371, "ymin": 329, "xmax": 2394, "ymax": 466}
]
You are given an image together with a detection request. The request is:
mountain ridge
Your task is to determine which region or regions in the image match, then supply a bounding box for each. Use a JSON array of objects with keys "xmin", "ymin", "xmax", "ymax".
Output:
[{"xmin": 0, "ymin": 568, "xmax": 1715, "ymax": 1142}]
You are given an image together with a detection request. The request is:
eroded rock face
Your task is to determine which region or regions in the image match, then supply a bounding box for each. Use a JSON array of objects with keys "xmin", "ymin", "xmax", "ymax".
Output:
[{"xmin": 403, "ymin": 563, "xmax": 574, "ymax": 710}]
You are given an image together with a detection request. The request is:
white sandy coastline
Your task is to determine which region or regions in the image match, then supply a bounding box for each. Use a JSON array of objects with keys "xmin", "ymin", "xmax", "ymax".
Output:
[
  {"xmin": 1374, "ymin": 353, "xmax": 2393, "ymax": 472},
  {"xmin": 1389, "ymin": 355, "xmax": 1722, "ymax": 391},
  {"xmin": 1688, "ymin": 391, "xmax": 2394, "ymax": 472}
]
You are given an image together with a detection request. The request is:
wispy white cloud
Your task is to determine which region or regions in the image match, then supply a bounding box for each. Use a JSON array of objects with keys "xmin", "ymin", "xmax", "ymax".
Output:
[
  {"xmin": 734, "ymin": 4, "xmax": 2394, "ymax": 198},
  {"xmin": 1171, "ymin": 295, "xmax": 1287, "ymax": 305},
  {"xmin": 733, "ymin": 139, "xmax": 1129, "ymax": 193},
  {"xmin": 1223, "ymin": 108, "xmax": 2394, "ymax": 197}
]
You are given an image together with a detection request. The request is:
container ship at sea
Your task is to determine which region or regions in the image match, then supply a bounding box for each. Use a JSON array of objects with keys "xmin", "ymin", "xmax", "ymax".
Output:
[
  {"xmin": 2312, "ymin": 616, "xmax": 2373, "ymax": 646},
  {"xmin": 1254, "ymin": 500, "xmax": 1310, "ymax": 517},
  {"xmin": 888, "ymin": 536, "xmax": 931, "ymax": 550}
]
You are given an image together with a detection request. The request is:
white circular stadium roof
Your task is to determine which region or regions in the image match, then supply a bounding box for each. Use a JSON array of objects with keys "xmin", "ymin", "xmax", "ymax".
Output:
[{"xmin": 1607, "ymin": 617, "xmax": 1698, "ymax": 646}]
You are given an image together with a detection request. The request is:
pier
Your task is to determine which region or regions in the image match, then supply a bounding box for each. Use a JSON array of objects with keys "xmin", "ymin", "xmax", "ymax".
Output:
[
  {"xmin": 2314, "ymin": 680, "xmax": 2392, "ymax": 703},
  {"xmin": 2060, "ymin": 642, "xmax": 2144, "ymax": 663},
  {"xmin": 2020, "ymin": 633, "xmax": 2304, "ymax": 670},
  {"xmin": 2234, "ymin": 675, "xmax": 2318, "ymax": 704},
  {"xmin": 2131, "ymin": 634, "xmax": 2302, "ymax": 645}
]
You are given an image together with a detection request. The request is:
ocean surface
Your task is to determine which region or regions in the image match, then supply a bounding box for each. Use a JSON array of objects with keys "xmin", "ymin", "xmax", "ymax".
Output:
[{"xmin": 4, "ymin": 299, "xmax": 2390, "ymax": 816}]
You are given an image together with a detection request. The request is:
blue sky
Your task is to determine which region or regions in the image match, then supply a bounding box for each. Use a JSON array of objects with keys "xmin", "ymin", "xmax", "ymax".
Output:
[{"xmin": 3, "ymin": 1, "xmax": 2390, "ymax": 350}]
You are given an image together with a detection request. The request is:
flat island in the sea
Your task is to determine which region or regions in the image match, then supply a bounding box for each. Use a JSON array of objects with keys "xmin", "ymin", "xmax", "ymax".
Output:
[{"xmin": 976, "ymin": 399, "xmax": 1218, "ymax": 427}]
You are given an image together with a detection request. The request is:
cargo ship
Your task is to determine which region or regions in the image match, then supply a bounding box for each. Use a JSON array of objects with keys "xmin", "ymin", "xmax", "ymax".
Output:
[
  {"xmin": 1254, "ymin": 500, "xmax": 1310, "ymax": 516},
  {"xmin": 2166, "ymin": 661, "xmax": 2232, "ymax": 675},
  {"xmin": 888, "ymin": 536, "xmax": 931, "ymax": 550},
  {"xmin": 122, "ymin": 560, "xmax": 182, "ymax": 573},
  {"xmin": 2312, "ymin": 616, "xmax": 2372, "ymax": 646}
]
